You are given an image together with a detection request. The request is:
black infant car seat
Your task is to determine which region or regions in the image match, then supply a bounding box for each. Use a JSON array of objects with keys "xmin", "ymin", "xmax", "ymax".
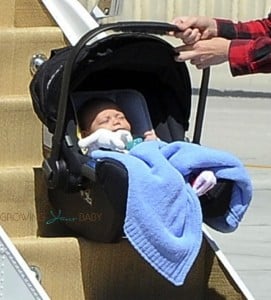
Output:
[{"xmin": 30, "ymin": 22, "xmax": 232, "ymax": 242}]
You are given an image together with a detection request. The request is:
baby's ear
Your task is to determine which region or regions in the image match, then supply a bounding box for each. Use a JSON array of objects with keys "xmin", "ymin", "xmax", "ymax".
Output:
[{"xmin": 80, "ymin": 130, "xmax": 88, "ymax": 138}]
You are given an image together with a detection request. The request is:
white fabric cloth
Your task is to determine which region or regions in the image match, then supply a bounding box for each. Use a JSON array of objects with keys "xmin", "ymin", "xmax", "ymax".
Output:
[{"xmin": 78, "ymin": 128, "xmax": 133, "ymax": 155}]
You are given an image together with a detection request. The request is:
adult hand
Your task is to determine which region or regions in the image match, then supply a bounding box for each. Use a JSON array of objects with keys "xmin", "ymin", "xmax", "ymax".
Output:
[
  {"xmin": 175, "ymin": 37, "xmax": 230, "ymax": 69},
  {"xmin": 192, "ymin": 170, "xmax": 217, "ymax": 196},
  {"xmin": 171, "ymin": 16, "xmax": 218, "ymax": 44}
]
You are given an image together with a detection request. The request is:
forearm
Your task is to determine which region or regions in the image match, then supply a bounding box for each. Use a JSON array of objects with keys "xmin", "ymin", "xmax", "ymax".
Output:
[
  {"xmin": 229, "ymin": 36, "xmax": 271, "ymax": 76},
  {"xmin": 216, "ymin": 17, "xmax": 271, "ymax": 39},
  {"xmin": 215, "ymin": 19, "xmax": 237, "ymax": 39}
]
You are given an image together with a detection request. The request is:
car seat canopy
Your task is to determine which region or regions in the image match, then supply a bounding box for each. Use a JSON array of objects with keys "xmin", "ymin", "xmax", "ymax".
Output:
[{"xmin": 30, "ymin": 33, "xmax": 191, "ymax": 137}]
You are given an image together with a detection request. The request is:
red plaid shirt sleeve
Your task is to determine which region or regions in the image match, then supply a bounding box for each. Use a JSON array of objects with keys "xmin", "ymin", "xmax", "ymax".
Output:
[{"xmin": 215, "ymin": 15, "xmax": 271, "ymax": 76}]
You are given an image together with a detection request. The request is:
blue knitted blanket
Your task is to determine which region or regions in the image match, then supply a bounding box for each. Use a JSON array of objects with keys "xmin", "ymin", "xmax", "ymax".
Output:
[{"xmin": 91, "ymin": 141, "xmax": 252, "ymax": 285}]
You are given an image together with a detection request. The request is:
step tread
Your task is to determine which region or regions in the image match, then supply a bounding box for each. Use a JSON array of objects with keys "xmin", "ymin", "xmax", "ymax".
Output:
[
  {"xmin": 0, "ymin": 95, "xmax": 42, "ymax": 167},
  {"xmin": 0, "ymin": 0, "xmax": 57, "ymax": 27},
  {"xmin": 0, "ymin": 27, "xmax": 66, "ymax": 95},
  {"xmin": 0, "ymin": 167, "xmax": 38, "ymax": 237},
  {"xmin": 15, "ymin": 0, "xmax": 57, "ymax": 27},
  {"xmin": 0, "ymin": 26, "xmax": 62, "ymax": 34}
]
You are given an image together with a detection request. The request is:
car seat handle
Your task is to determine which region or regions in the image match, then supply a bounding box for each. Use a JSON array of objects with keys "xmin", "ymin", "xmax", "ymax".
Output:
[{"xmin": 112, "ymin": 21, "xmax": 181, "ymax": 35}]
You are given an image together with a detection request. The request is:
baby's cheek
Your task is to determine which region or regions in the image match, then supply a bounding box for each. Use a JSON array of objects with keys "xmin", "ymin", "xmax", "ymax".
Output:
[{"xmin": 125, "ymin": 121, "xmax": 131, "ymax": 131}]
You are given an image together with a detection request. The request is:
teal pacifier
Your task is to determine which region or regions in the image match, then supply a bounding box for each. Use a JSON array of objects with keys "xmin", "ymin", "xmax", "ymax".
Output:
[{"xmin": 126, "ymin": 137, "xmax": 143, "ymax": 150}]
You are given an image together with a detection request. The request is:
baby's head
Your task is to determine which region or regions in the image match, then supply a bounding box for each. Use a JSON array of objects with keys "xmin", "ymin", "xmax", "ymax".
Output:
[{"xmin": 77, "ymin": 97, "xmax": 131, "ymax": 137}]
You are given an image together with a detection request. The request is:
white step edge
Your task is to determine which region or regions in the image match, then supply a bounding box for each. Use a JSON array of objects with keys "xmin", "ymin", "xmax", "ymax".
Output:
[
  {"xmin": 203, "ymin": 225, "xmax": 255, "ymax": 300},
  {"xmin": 0, "ymin": 226, "xmax": 50, "ymax": 300}
]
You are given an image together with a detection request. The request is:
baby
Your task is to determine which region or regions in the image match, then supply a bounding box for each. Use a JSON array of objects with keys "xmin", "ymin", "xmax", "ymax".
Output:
[
  {"xmin": 77, "ymin": 97, "xmax": 157, "ymax": 153},
  {"xmin": 77, "ymin": 97, "xmax": 217, "ymax": 197}
]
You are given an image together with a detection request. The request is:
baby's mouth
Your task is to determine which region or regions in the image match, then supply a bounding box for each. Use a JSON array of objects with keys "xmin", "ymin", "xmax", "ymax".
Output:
[{"xmin": 113, "ymin": 127, "xmax": 126, "ymax": 132}]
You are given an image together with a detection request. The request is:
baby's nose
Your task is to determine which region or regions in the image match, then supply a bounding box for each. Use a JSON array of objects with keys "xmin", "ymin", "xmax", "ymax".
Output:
[{"xmin": 112, "ymin": 117, "xmax": 121, "ymax": 125}]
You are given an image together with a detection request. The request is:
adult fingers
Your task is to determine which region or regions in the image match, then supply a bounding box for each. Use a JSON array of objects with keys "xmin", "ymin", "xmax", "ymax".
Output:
[
  {"xmin": 183, "ymin": 28, "xmax": 201, "ymax": 44},
  {"xmin": 175, "ymin": 45, "xmax": 199, "ymax": 62},
  {"xmin": 194, "ymin": 58, "xmax": 213, "ymax": 69},
  {"xmin": 195, "ymin": 63, "xmax": 209, "ymax": 70},
  {"xmin": 172, "ymin": 16, "xmax": 198, "ymax": 31}
]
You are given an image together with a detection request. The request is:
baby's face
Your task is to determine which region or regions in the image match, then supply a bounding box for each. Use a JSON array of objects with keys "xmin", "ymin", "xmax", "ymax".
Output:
[{"xmin": 90, "ymin": 108, "xmax": 131, "ymax": 133}]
